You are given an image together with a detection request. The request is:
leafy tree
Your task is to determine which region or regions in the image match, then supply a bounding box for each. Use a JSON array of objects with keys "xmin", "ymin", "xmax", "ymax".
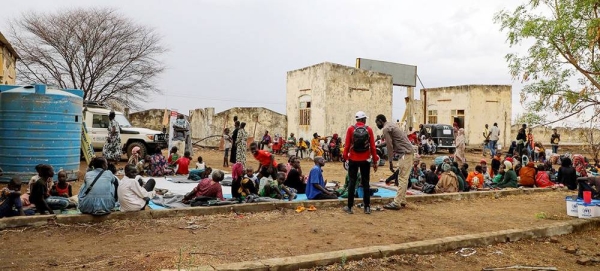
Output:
[
  {"xmin": 9, "ymin": 8, "xmax": 166, "ymax": 109},
  {"xmin": 495, "ymin": 0, "xmax": 600, "ymax": 124}
]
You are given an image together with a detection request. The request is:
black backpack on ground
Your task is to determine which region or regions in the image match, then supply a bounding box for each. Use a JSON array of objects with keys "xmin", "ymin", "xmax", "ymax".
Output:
[{"xmin": 352, "ymin": 125, "xmax": 370, "ymax": 152}]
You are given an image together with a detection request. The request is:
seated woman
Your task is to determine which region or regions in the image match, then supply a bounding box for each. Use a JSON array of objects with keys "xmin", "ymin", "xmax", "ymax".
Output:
[
  {"xmin": 435, "ymin": 163, "xmax": 459, "ymax": 193},
  {"xmin": 495, "ymin": 161, "xmax": 518, "ymax": 188},
  {"xmin": 557, "ymin": 157, "xmax": 578, "ymax": 190},
  {"xmin": 518, "ymin": 162, "xmax": 536, "ymax": 187},
  {"xmin": 149, "ymin": 147, "xmax": 169, "ymax": 176},
  {"xmin": 78, "ymin": 157, "xmax": 118, "ymax": 215},
  {"xmin": 535, "ymin": 164, "xmax": 556, "ymax": 188},
  {"xmin": 117, "ymin": 164, "xmax": 157, "ymax": 212},
  {"xmin": 182, "ymin": 170, "xmax": 225, "ymax": 203}
]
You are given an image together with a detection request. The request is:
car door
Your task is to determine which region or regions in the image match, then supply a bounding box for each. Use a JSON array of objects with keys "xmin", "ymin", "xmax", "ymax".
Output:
[{"xmin": 90, "ymin": 113, "xmax": 110, "ymax": 150}]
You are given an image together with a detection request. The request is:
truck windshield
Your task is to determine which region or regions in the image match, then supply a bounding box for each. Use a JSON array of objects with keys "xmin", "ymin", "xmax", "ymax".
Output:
[{"xmin": 114, "ymin": 114, "xmax": 132, "ymax": 127}]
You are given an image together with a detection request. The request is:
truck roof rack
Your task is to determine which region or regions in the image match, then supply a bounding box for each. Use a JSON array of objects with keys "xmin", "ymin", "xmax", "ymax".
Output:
[{"xmin": 83, "ymin": 101, "xmax": 107, "ymax": 108}]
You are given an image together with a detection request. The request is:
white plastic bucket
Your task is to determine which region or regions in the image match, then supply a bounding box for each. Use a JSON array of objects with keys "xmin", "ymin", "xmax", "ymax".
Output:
[
  {"xmin": 577, "ymin": 203, "xmax": 599, "ymax": 219},
  {"xmin": 565, "ymin": 196, "xmax": 579, "ymax": 217}
]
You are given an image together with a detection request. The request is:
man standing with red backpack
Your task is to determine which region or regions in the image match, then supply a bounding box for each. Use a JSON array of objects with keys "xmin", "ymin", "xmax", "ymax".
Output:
[{"xmin": 343, "ymin": 111, "xmax": 379, "ymax": 214}]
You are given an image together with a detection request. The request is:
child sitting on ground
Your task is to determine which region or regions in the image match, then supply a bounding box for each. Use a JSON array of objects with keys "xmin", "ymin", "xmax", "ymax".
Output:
[
  {"xmin": 30, "ymin": 165, "xmax": 55, "ymax": 215},
  {"xmin": 175, "ymin": 151, "xmax": 192, "ymax": 175},
  {"xmin": 246, "ymin": 167, "xmax": 258, "ymax": 188},
  {"xmin": 196, "ymin": 156, "xmax": 206, "ymax": 170},
  {"xmin": 0, "ymin": 177, "xmax": 25, "ymax": 218},
  {"xmin": 50, "ymin": 170, "xmax": 77, "ymax": 208},
  {"xmin": 258, "ymin": 170, "xmax": 295, "ymax": 201},
  {"xmin": 167, "ymin": 146, "xmax": 179, "ymax": 165}
]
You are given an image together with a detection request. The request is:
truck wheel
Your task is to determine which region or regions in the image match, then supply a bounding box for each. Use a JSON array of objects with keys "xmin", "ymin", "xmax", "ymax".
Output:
[{"xmin": 127, "ymin": 142, "xmax": 147, "ymax": 159}]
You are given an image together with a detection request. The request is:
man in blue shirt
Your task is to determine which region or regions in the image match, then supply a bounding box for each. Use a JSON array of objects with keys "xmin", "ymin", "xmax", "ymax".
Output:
[{"xmin": 306, "ymin": 157, "xmax": 337, "ymax": 200}]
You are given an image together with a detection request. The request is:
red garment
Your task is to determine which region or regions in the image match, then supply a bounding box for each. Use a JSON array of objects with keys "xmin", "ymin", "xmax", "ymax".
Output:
[
  {"xmin": 54, "ymin": 183, "xmax": 70, "ymax": 196},
  {"xmin": 518, "ymin": 162, "xmax": 536, "ymax": 186},
  {"xmin": 175, "ymin": 157, "xmax": 191, "ymax": 175},
  {"xmin": 253, "ymin": 150, "xmax": 278, "ymax": 168},
  {"xmin": 535, "ymin": 171, "xmax": 555, "ymax": 188},
  {"xmin": 272, "ymin": 138, "xmax": 283, "ymax": 152},
  {"xmin": 343, "ymin": 122, "xmax": 379, "ymax": 163},
  {"xmin": 192, "ymin": 178, "xmax": 224, "ymax": 200},
  {"xmin": 408, "ymin": 133, "xmax": 418, "ymax": 144}
]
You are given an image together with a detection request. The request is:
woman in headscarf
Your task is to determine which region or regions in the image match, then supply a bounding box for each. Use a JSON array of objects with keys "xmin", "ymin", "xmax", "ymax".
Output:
[
  {"xmin": 557, "ymin": 157, "xmax": 578, "ymax": 190},
  {"xmin": 455, "ymin": 128, "xmax": 466, "ymax": 166},
  {"xmin": 103, "ymin": 111, "xmax": 122, "ymax": 165},
  {"xmin": 435, "ymin": 163, "xmax": 459, "ymax": 193},
  {"xmin": 236, "ymin": 122, "xmax": 248, "ymax": 168},
  {"xmin": 229, "ymin": 121, "xmax": 240, "ymax": 165},
  {"xmin": 495, "ymin": 161, "xmax": 518, "ymax": 188}
]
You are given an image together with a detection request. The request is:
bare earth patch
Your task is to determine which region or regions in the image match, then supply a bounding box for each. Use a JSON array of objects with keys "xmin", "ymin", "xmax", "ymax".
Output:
[{"xmin": 0, "ymin": 190, "xmax": 580, "ymax": 270}]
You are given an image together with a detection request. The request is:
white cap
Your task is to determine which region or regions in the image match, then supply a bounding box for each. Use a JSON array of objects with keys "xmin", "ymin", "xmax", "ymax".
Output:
[{"xmin": 355, "ymin": 111, "xmax": 368, "ymax": 120}]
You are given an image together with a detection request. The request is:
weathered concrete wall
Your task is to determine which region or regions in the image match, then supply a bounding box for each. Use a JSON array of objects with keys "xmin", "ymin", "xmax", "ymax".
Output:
[
  {"xmin": 509, "ymin": 125, "xmax": 600, "ymax": 146},
  {"xmin": 129, "ymin": 109, "xmax": 169, "ymax": 132},
  {"xmin": 189, "ymin": 107, "xmax": 287, "ymax": 147},
  {"xmin": 129, "ymin": 108, "xmax": 287, "ymax": 148},
  {"xmin": 419, "ymin": 85, "xmax": 512, "ymax": 147},
  {"xmin": 287, "ymin": 62, "xmax": 393, "ymax": 140},
  {"xmin": 0, "ymin": 39, "xmax": 18, "ymax": 85}
]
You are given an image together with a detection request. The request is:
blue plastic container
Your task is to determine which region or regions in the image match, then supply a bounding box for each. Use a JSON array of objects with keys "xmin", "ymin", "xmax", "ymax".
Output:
[{"xmin": 0, "ymin": 85, "xmax": 83, "ymax": 182}]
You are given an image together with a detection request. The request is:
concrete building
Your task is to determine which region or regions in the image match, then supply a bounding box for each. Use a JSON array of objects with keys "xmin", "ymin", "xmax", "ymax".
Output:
[
  {"xmin": 415, "ymin": 85, "xmax": 512, "ymax": 147},
  {"xmin": 0, "ymin": 32, "xmax": 19, "ymax": 85},
  {"xmin": 286, "ymin": 62, "xmax": 393, "ymax": 141}
]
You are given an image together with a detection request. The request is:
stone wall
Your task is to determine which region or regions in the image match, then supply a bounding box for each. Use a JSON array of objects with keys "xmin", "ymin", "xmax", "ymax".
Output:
[
  {"xmin": 129, "ymin": 109, "xmax": 169, "ymax": 132},
  {"xmin": 189, "ymin": 107, "xmax": 287, "ymax": 148},
  {"xmin": 129, "ymin": 107, "xmax": 287, "ymax": 148}
]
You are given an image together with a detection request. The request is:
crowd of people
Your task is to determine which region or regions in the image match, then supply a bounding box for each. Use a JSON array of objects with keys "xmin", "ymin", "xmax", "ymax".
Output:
[{"xmin": 3, "ymin": 112, "xmax": 600, "ymax": 219}]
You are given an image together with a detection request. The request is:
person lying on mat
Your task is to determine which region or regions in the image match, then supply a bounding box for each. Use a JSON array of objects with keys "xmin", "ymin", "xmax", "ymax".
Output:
[
  {"xmin": 182, "ymin": 170, "xmax": 225, "ymax": 203},
  {"xmin": 117, "ymin": 165, "xmax": 157, "ymax": 212}
]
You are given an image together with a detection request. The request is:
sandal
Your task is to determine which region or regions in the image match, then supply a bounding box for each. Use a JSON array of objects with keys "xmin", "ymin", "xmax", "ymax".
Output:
[
  {"xmin": 307, "ymin": 205, "xmax": 317, "ymax": 211},
  {"xmin": 295, "ymin": 206, "xmax": 306, "ymax": 213}
]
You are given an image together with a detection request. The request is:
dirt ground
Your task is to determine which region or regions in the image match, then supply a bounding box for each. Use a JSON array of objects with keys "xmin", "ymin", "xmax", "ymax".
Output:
[
  {"xmin": 312, "ymin": 227, "xmax": 600, "ymax": 271},
  {"xmin": 0, "ymin": 190, "xmax": 583, "ymax": 270}
]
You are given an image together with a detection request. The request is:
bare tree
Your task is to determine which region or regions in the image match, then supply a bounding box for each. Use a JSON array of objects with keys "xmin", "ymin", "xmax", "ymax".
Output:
[{"xmin": 9, "ymin": 8, "xmax": 166, "ymax": 109}]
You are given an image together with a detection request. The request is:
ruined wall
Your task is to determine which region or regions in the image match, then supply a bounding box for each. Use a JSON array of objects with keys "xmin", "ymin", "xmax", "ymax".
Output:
[
  {"xmin": 420, "ymin": 85, "xmax": 512, "ymax": 147},
  {"xmin": 189, "ymin": 107, "xmax": 287, "ymax": 147},
  {"xmin": 129, "ymin": 107, "xmax": 286, "ymax": 148},
  {"xmin": 509, "ymin": 125, "xmax": 600, "ymax": 146},
  {"xmin": 287, "ymin": 62, "xmax": 393, "ymax": 140},
  {"xmin": 129, "ymin": 109, "xmax": 169, "ymax": 132},
  {"xmin": 0, "ymin": 44, "xmax": 17, "ymax": 85}
]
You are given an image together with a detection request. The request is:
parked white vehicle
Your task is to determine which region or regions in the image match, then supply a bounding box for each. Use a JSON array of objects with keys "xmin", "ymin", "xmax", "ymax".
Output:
[{"xmin": 83, "ymin": 103, "xmax": 168, "ymax": 159}]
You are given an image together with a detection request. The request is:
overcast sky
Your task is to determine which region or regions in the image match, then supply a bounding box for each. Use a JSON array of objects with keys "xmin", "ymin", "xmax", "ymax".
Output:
[{"xmin": 1, "ymin": 0, "xmax": 529, "ymax": 122}]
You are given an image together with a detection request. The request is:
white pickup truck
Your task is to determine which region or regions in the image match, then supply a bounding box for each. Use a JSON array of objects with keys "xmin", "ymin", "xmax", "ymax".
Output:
[{"xmin": 83, "ymin": 104, "xmax": 168, "ymax": 159}]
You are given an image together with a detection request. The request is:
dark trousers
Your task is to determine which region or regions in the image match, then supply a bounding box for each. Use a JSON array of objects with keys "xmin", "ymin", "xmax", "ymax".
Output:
[
  {"xmin": 347, "ymin": 160, "xmax": 371, "ymax": 208},
  {"xmin": 552, "ymin": 145, "xmax": 558, "ymax": 154},
  {"xmin": 386, "ymin": 170, "xmax": 399, "ymax": 186},
  {"xmin": 312, "ymin": 192, "xmax": 338, "ymax": 200}
]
